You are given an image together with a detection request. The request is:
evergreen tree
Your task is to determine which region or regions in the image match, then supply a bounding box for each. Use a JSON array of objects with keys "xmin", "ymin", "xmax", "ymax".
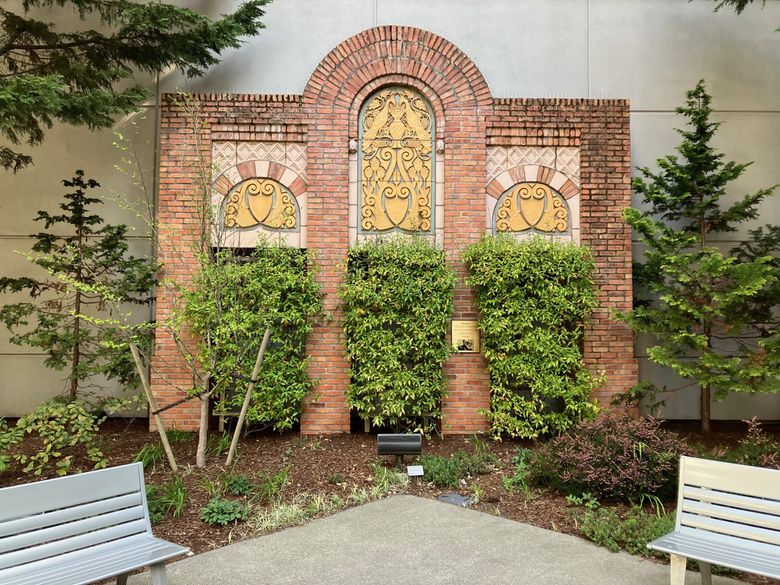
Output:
[
  {"xmin": 0, "ymin": 0, "xmax": 269, "ymax": 172},
  {"xmin": 0, "ymin": 171, "xmax": 155, "ymax": 401},
  {"xmin": 620, "ymin": 81, "xmax": 780, "ymax": 433},
  {"xmin": 714, "ymin": 0, "xmax": 764, "ymax": 14}
]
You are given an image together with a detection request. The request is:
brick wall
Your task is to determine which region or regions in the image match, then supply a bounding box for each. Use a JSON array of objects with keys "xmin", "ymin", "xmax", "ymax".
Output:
[
  {"xmin": 488, "ymin": 99, "xmax": 637, "ymax": 408},
  {"xmin": 151, "ymin": 26, "xmax": 636, "ymax": 433}
]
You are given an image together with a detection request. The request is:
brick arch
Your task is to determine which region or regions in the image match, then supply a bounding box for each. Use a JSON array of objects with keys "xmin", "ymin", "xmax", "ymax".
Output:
[
  {"xmin": 303, "ymin": 25, "xmax": 493, "ymax": 112},
  {"xmin": 486, "ymin": 166, "xmax": 580, "ymax": 201},
  {"xmin": 348, "ymin": 74, "xmax": 446, "ymax": 138},
  {"xmin": 299, "ymin": 25, "xmax": 494, "ymax": 434},
  {"xmin": 212, "ymin": 160, "xmax": 307, "ymax": 199}
]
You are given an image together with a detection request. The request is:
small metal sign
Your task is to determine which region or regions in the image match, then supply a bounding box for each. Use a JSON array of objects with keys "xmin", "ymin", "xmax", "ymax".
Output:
[
  {"xmin": 452, "ymin": 320, "xmax": 480, "ymax": 353},
  {"xmin": 407, "ymin": 465, "xmax": 424, "ymax": 477}
]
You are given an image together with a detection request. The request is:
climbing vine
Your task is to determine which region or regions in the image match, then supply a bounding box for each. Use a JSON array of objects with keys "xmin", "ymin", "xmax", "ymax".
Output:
[
  {"xmin": 464, "ymin": 235, "xmax": 600, "ymax": 438},
  {"xmin": 183, "ymin": 244, "xmax": 323, "ymax": 431},
  {"xmin": 341, "ymin": 239, "xmax": 455, "ymax": 434}
]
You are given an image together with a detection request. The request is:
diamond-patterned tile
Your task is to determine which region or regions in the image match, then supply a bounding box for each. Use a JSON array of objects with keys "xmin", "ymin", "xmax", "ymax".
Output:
[
  {"xmin": 212, "ymin": 142, "xmax": 236, "ymax": 178},
  {"xmin": 486, "ymin": 147, "xmax": 508, "ymax": 183},
  {"xmin": 555, "ymin": 147, "xmax": 580, "ymax": 187}
]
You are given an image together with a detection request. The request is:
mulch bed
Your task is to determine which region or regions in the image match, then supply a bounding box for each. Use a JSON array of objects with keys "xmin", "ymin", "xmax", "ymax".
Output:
[{"xmin": 2, "ymin": 419, "xmax": 780, "ymax": 584}]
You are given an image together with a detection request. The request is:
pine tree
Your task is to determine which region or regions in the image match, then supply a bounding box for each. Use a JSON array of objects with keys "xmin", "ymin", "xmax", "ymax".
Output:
[
  {"xmin": 0, "ymin": 170, "xmax": 155, "ymax": 401},
  {"xmin": 620, "ymin": 81, "xmax": 780, "ymax": 433},
  {"xmin": 0, "ymin": 0, "xmax": 269, "ymax": 172},
  {"xmin": 714, "ymin": 0, "xmax": 764, "ymax": 14}
]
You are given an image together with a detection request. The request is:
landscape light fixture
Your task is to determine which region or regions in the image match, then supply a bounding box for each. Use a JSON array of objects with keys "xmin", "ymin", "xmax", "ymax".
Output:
[{"xmin": 377, "ymin": 433, "xmax": 422, "ymax": 468}]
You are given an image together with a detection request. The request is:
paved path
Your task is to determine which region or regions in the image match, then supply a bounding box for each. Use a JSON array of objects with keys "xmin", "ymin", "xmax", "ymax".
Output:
[{"xmin": 131, "ymin": 495, "xmax": 741, "ymax": 584}]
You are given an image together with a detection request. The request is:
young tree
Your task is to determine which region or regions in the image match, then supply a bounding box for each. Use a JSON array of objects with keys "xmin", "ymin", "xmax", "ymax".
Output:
[
  {"xmin": 714, "ymin": 0, "xmax": 764, "ymax": 14},
  {"xmin": 620, "ymin": 81, "xmax": 780, "ymax": 433},
  {"xmin": 0, "ymin": 170, "xmax": 155, "ymax": 401},
  {"xmin": 0, "ymin": 0, "xmax": 269, "ymax": 172}
]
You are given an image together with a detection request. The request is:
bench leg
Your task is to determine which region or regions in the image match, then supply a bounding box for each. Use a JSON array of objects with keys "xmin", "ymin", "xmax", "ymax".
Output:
[
  {"xmin": 116, "ymin": 575, "xmax": 128, "ymax": 585},
  {"xmin": 699, "ymin": 561, "xmax": 712, "ymax": 585},
  {"xmin": 150, "ymin": 563, "xmax": 167, "ymax": 585},
  {"xmin": 670, "ymin": 554, "xmax": 687, "ymax": 585}
]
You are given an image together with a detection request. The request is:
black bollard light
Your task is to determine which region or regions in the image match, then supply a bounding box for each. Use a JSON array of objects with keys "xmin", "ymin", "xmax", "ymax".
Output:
[{"xmin": 377, "ymin": 433, "xmax": 422, "ymax": 468}]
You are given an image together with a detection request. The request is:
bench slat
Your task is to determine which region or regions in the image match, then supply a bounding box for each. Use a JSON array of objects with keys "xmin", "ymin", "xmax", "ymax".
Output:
[
  {"xmin": 0, "ymin": 506, "xmax": 146, "ymax": 555},
  {"xmin": 683, "ymin": 485, "xmax": 780, "ymax": 517},
  {"xmin": 681, "ymin": 511, "xmax": 780, "ymax": 547},
  {"xmin": 650, "ymin": 529, "xmax": 780, "ymax": 579},
  {"xmin": 0, "ymin": 492, "xmax": 143, "ymax": 538},
  {"xmin": 0, "ymin": 535, "xmax": 188, "ymax": 585},
  {"xmin": 683, "ymin": 457, "xmax": 780, "ymax": 501},
  {"xmin": 682, "ymin": 499, "xmax": 780, "ymax": 532},
  {"xmin": 0, "ymin": 518, "xmax": 147, "ymax": 570},
  {"xmin": 0, "ymin": 465, "xmax": 142, "ymax": 523}
]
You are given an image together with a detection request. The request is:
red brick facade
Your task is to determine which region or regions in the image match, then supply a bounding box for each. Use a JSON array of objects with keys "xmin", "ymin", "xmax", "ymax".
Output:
[{"xmin": 152, "ymin": 26, "xmax": 636, "ymax": 433}]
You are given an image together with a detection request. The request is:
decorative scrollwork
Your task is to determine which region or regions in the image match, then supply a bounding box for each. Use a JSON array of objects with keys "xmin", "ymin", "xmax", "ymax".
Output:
[
  {"xmin": 495, "ymin": 183, "xmax": 568, "ymax": 234},
  {"xmin": 223, "ymin": 178, "xmax": 297, "ymax": 230},
  {"xmin": 360, "ymin": 87, "xmax": 434, "ymax": 232}
]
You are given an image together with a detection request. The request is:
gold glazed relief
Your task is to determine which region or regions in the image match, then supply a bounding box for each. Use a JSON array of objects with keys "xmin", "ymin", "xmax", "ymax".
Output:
[
  {"xmin": 223, "ymin": 178, "xmax": 297, "ymax": 230},
  {"xmin": 360, "ymin": 87, "xmax": 433, "ymax": 232},
  {"xmin": 495, "ymin": 182, "xmax": 568, "ymax": 234}
]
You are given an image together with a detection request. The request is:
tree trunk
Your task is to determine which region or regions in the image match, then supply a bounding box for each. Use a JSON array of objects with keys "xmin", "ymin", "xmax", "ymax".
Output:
[
  {"xmin": 700, "ymin": 384, "xmax": 711, "ymax": 434},
  {"xmin": 69, "ymin": 289, "xmax": 81, "ymax": 401},
  {"xmin": 196, "ymin": 386, "xmax": 210, "ymax": 468}
]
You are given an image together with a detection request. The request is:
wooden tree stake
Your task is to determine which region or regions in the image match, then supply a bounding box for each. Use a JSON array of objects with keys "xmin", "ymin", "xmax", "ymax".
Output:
[
  {"xmin": 225, "ymin": 327, "xmax": 271, "ymax": 466},
  {"xmin": 130, "ymin": 343, "xmax": 178, "ymax": 473}
]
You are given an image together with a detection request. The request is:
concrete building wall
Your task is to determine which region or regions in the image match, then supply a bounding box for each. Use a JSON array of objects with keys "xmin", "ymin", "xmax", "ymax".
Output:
[{"xmin": 2, "ymin": 0, "xmax": 780, "ymax": 419}]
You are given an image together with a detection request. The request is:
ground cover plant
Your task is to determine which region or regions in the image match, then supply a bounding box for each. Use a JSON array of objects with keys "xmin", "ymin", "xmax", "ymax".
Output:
[
  {"xmin": 0, "ymin": 400, "xmax": 106, "ymax": 475},
  {"xmin": 464, "ymin": 235, "xmax": 600, "ymax": 438},
  {"xmin": 341, "ymin": 238, "xmax": 455, "ymax": 434}
]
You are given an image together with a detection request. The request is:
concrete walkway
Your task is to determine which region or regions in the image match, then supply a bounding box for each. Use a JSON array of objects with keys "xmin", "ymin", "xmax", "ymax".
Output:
[{"xmin": 131, "ymin": 495, "xmax": 742, "ymax": 585}]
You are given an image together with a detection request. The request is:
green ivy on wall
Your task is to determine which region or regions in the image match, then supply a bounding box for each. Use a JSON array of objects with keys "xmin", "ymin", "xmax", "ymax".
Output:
[
  {"xmin": 341, "ymin": 238, "xmax": 455, "ymax": 434},
  {"xmin": 183, "ymin": 245, "xmax": 323, "ymax": 431},
  {"xmin": 464, "ymin": 235, "xmax": 600, "ymax": 438}
]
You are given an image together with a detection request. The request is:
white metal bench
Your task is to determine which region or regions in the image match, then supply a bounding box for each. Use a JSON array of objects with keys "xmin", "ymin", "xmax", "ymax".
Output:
[
  {"xmin": 0, "ymin": 462, "xmax": 189, "ymax": 585},
  {"xmin": 648, "ymin": 455, "xmax": 780, "ymax": 584}
]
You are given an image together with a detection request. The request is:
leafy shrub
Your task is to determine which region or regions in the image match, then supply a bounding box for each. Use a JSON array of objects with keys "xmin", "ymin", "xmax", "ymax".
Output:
[
  {"xmin": 184, "ymin": 245, "xmax": 323, "ymax": 432},
  {"xmin": 530, "ymin": 415, "xmax": 685, "ymax": 501},
  {"xmin": 718, "ymin": 418, "xmax": 780, "ymax": 468},
  {"xmin": 200, "ymin": 497, "xmax": 248, "ymax": 525},
  {"xmin": 464, "ymin": 236, "xmax": 600, "ymax": 438},
  {"xmin": 133, "ymin": 443, "xmax": 164, "ymax": 470},
  {"xmin": 220, "ymin": 472, "xmax": 253, "ymax": 496},
  {"xmin": 0, "ymin": 400, "xmax": 106, "ymax": 476},
  {"xmin": 341, "ymin": 239, "xmax": 455, "ymax": 434},
  {"xmin": 578, "ymin": 506, "xmax": 674, "ymax": 557}
]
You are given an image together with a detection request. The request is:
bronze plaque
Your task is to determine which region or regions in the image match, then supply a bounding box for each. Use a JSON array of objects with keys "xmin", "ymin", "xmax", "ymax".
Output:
[{"xmin": 452, "ymin": 320, "xmax": 480, "ymax": 353}]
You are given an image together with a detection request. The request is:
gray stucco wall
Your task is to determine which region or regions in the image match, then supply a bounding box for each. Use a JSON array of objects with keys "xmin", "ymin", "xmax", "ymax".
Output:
[{"xmin": 2, "ymin": 0, "xmax": 780, "ymax": 418}]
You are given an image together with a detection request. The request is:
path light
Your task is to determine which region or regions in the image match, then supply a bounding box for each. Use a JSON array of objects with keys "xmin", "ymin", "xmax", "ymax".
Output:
[{"xmin": 377, "ymin": 433, "xmax": 422, "ymax": 469}]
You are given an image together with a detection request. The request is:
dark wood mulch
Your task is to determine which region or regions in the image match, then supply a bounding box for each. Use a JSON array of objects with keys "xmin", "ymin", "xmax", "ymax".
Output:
[{"xmin": 1, "ymin": 419, "xmax": 779, "ymax": 584}]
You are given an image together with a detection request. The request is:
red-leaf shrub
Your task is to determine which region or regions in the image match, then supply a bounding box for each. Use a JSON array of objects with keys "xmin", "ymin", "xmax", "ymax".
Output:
[{"xmin": 529, "ymin": 415, "xmax": 686, "ymax": 501}]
